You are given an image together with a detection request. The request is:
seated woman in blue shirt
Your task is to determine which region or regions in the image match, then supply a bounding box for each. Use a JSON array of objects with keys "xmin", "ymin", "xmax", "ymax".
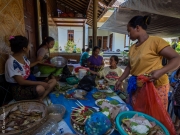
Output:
[{"xmin": 80, "ymin": 48, "xmax": 90, "ymax": 67}]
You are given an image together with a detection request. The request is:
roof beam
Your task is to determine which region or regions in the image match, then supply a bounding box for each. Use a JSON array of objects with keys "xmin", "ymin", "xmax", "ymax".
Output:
[{"xmin": 57, "ymin": 0, "xmax": 84, "ymax": 14}]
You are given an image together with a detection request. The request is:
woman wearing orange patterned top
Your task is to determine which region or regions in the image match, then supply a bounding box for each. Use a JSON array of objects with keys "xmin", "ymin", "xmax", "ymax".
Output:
[{"xmin": 115, "ymin": 15, "xmax": 180, "ymax": 110}]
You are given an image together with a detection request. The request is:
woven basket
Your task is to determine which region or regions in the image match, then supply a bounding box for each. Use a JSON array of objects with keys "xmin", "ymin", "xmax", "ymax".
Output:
[{"xmin": 0, "ymin": 100, "xmax": 48, "ymax": 135}]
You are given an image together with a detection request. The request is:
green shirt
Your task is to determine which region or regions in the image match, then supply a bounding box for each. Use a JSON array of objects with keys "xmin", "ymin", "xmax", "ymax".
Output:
[{"xmin": 80, "ymin": 52, "xmax": 89, "ymax": 65}]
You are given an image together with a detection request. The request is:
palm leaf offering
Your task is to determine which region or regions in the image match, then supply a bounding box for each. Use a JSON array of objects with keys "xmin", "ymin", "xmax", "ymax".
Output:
[{"xmin": 54, "ymin": 84, "xmax": 73, "ymax": 97}]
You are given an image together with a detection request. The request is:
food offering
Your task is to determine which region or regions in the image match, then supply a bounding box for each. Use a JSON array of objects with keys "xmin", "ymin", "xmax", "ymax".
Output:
[
  {"xmin": 70, "ymin": 101, "xmax": 96, "ymax": 134},
  {"xmin": 121, "ymin": 114, "xmax": 165, "ymax": 135},
  {"xmin": 0, "ymin": 101, "xmax": 47, "ymax": 134},
  {"xmin": 95, "ymin": 99, "xmax": 120, "ymax": 107},
  {"xmin": 65, "ymin": 90, "xmax": 87, "ymax": 100},
  {"xmin": 71, "ymin": 107, "xmax": 94, "ymax": 125},
  {"xmin": 92, "ymin": 91, "xmax": 116, "ymax": 100},
  {"xmin": 92, "ymin": 92, "xmax": 106, "ymax": 100},
  {"xmin": 96, "ymin": 80, "xmax": 109, "ymax": 90},
  {"xmin": 95, "ymin": 99, "xmax": 109, "ymax": 106},
  {"xmin": 55, "ymin": 84, "xmax": 73, "ymax": 97}
]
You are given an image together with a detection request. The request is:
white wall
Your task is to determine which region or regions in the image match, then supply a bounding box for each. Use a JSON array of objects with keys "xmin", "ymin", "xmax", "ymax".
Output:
[
  {"xmin": 88, "ymin": 29, "xmax": 110, "ymax": 48},
  {"xmin": 58, "ymin": 27, "xmax": 83, "ymax": 50},
  {"xmin": 88, "ymin": 29, "xmax": 127, "ymax": 51},
  {"xmin": 85, "ymin": 24, "xmax": 89, "ymax": 46},
  {"xmin": 88, "ymin": 29, "xmax": 109, "ymax": 36},
  {"xmin": 112, "ymin": 33, "xmax": 125, "ymax": 51}
]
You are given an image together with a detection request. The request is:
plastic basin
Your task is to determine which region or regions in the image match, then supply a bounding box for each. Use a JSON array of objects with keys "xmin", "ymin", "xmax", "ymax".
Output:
[
  {"xmin": 48, "ymin": 104, "xmax": 66, "ymax": 122},
  {"xmin": 115, "ymin": 111, "xmax": 170, "ymax": 135}
]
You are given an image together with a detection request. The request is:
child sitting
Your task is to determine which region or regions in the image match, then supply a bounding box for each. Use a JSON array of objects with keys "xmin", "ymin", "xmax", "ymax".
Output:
[{"xmin": 89, "ymin": 55, "xmax": 123, "ymax": 88}]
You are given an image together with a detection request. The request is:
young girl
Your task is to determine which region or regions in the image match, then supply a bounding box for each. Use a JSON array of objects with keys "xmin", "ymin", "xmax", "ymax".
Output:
[
  {"xmin": 5, "ymin": 36, "xmax": 57, "ymax": 101},
  {"xmin": 171, "ymin": 68, "xmax": 180, "ymax": 134},
  {"xmin": 37, "ymin": 37, "xmax": 69, "ymax": 79},
  {"xmin": 89, "ymin": 55, "xmax": 123, "ymax": 87}
]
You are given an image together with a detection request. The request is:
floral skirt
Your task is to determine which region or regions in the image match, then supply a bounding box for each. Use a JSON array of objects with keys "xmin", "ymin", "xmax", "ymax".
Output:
[
  {"xmin": 11, "ymin": 84, "xmax": 38, "ymax": 101},
  {"xmin": 156, "ymin": 84, "xmax": 169, "ymax": 110}
]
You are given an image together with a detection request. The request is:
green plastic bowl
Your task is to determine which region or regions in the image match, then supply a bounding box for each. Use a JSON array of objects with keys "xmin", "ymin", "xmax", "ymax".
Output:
[
  {"xmin": 66, "ymin": 77, "xmax": 79, "ymax": 85},
  {"xmin": 115, "ymin": 111, "xmax": 170, "ymax": 135}
]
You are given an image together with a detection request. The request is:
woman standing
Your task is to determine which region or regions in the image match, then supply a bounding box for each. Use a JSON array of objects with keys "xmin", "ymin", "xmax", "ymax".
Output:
[
  {"xmin": 87, "ymin": 46, "xmax": 104, "ymax": 71},
  {"xmin": 5, "ymin": 36, "xmax": 57, "ymax": 101},
  {"xmin": 115, "ymin": 15, "xmax": 180, "ymax": 110}
]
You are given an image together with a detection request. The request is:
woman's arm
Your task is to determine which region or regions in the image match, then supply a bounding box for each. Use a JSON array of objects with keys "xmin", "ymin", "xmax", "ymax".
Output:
[
  {"xmin": 13, "ymin": 75, "xmax": 49, "ymax": 89},
  {"xmin": 37, "ymin": 56, "xmax": 55, "ymax": 67},
  {"xmin": 30, "ymin": 61, "xmax": 41, "ymax": 68},
  {"xmin": 160, "ymin": 46, "xmax": 180, "ymax": 72},
  {"xmin": 99, "ymin": 59, "xmax": 104, "ymax": 68},
  {"xmin": 150, "ymin": 46, "xmax": 180, "ymax": 81},
  {"xmin": 88, "ymin": 70, "xmax": 100, "ymax": 76}
]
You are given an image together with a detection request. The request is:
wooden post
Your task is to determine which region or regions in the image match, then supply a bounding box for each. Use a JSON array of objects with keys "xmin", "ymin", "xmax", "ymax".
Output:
[
  {"xmin": 83, "ymin": 25, "xmax": 85, "ymax": 49},
  {"xmin": 93, "ymin": 0, "xmax": 98, "ymax": 48},
  {"xmin": 40, "ymin": 0, "xmax": 49, "ymax": 40},
  {"xmin": 34, "ymin": 0, "xmax": 40, "ymax": 47}
]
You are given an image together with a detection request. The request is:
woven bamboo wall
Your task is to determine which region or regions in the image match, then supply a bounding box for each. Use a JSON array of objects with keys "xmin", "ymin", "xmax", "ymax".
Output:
[{"xmin": 0, "ymin": 0, "xmax": 25, "ymax": 74}]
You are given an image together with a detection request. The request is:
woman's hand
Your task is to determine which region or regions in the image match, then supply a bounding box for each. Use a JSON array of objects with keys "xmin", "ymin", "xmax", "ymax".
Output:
[
  {"xmin": 40, "ymin": 82, "xmax": 49, "ymax": 89},
  {"xmin": 149, "ymin": 69, "xmax": 164, "ymax": 82},
  {"xmin": 115, "ymin": 80, "xmax": 123, "ymax": 91}
]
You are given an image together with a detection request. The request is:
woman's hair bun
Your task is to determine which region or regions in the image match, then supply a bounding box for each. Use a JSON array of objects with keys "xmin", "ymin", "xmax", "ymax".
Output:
[{"xmin": 143, "ymin": 15, "xmax": 151, "ymax": 25}]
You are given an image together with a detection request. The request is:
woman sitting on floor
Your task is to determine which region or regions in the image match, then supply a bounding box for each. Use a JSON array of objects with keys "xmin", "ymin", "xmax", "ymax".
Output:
[
  {"xmin": 88, "ymin": 55, "xmax": 123, "ymax": 89},
  {"xmin": 37, "ymin": 36, "xmax": 71, "ymax": 80},
  {"xmin": 5, "ymin": 35, "xmax": 57, "ymax": 101},
  {"xmin": 87, "ymin": 46, "xmax": 104, "ymax": 71},
  {"xmin": 80, "ymin": 48, "xmax": 90, "ymax": 67}
]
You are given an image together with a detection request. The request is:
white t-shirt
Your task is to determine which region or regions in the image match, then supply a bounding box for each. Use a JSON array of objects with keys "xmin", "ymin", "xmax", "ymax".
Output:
[{"xmin": 5, "ymin": 55, "xmax": 30, "ymax": 83}]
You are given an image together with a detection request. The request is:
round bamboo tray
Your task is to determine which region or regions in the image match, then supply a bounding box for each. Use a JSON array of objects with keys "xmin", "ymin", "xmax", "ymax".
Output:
[{"xmin": 0, "ymin": 100, "xmax": 48, "ymax": 135}]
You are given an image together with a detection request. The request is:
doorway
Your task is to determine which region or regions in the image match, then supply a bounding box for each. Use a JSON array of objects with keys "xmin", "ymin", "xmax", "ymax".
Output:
[
  {"xmin": 109, "ymin": 34, "xmax": 113, "ymax": 51},
  {"xmin": 103, "ymin": 36, "xmax": 108, "ymax": 50}
]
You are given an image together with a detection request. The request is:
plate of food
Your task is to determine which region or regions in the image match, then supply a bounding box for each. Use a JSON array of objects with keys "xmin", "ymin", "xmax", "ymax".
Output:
[
  {"xmin": 95, "ymin": 99, "xmax": 109, "ymax": 107},
  {"xmin": 92, "ymin": 92, "xmax": 107, "ymax": 100}
]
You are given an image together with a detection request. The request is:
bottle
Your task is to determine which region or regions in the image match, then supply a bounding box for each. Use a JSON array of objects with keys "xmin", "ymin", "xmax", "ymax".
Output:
[
  {"xmin": 35, "ymin": 119, "xmax": 60, "ymax": 135},
  {"xmin": 73, "ymin": 45, "xmax": 76, "ymax": 53}
]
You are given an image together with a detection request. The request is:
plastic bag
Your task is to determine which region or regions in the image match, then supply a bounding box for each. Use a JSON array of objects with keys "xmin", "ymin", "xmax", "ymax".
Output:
[
  {"xmin": 77, "ymin": 75, "xmax": 96, "ymax": 91},
  {"xmin": 132, "ymin": 75, "xmax": 176, "ymax": 135}
]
